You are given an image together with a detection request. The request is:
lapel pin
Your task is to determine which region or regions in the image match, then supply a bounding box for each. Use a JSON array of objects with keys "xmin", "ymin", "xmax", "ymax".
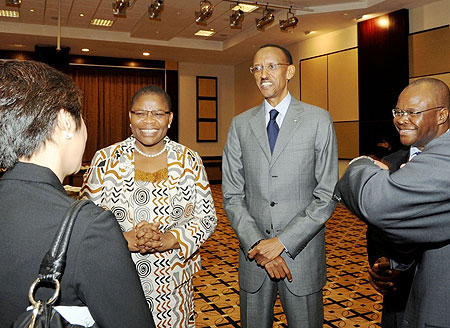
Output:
[{"xmin": 294, "ymin": 119, "xmax": 297, "ymax": 122}]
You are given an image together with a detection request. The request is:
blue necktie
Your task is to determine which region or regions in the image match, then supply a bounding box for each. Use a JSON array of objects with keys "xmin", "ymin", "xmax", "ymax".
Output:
[{"xmin": 267, "ymin": 109, "xmax": 279, "ymax": 154}]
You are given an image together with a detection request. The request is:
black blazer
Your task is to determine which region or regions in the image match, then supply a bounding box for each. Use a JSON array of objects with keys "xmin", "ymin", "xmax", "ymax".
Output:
[{"xmin": 0, "ymin": 162, "xmax": 155, "ymax": 328}]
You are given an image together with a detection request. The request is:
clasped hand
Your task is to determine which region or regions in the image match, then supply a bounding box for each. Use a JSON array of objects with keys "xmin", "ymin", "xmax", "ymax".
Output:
[
  {"xmin": 368, "ymin": 256, "xmax": 400, "ymax": 295},
  {"xmin": 124, "ymin": 221, "xmax": 179, "ymax": 254},
  {"xmin": 248, "ymin": 237, "xmax": 292, "ymax": 282}
]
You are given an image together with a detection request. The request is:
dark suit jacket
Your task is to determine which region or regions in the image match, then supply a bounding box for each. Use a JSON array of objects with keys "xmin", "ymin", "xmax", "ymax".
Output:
[
  {"xmin": 334, "ymin": 131, "xmax": 450, "ymax": 328},
  {"xmin": 366, "ymin": 148, "xmax": 416, "ymax": 328},
  {"xmin": 223, "ymin": 97, "xmax": 338, "ymax": 296},
  {"xmin": 0, "ymin": 162, "xmax": 155, "ymax": 328}
]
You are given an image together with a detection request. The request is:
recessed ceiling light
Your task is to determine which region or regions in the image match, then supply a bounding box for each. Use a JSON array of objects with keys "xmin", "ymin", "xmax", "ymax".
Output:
[
  {"xmin": 81, "ymin": 48, "xmax": 90, "ymax": 52},
  {"xmin": 0, "ymin": 10, "xmax": 19, "ymax": 17},
  {"xmin": 194, "ymin": 29, "xmax": 215, "ymax": 37},
  {"xmin": 90, "ymin": 18, "xmax": 113, "ymax": 27},
  {"xmin": 232, "ymin": 4, "xmax": 258, "ymax": 13},
  {"xmin": 377, "ymin": 17, "xmax": 389, "ymax": 28},
  {"xmin": 143, "ymin": 52, "xmax": 150, "ymax": 56},
  {"xmin": 29, "ymin": 9, "xmax": 34, "ymax": 12},
  {"xmin": 79, "ymin": 13, "xmax": 84, "ymax": 17}
]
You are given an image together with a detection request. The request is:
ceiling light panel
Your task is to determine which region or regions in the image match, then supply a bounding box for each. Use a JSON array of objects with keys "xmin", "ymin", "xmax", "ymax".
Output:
[
  {"xmin": 194, "ymin": 29, "xmax": 215, "ymax": 36},
  {"xmin": 232, "ymin": 4, "xmax": 258, "ymax": 13},
  {"xmin": 0, "ymin": 9, "xmax": 19, "ymax": 17},
  {"xmin": 91, "ymin": 18, "xmax": 114, "ymax": 27}
]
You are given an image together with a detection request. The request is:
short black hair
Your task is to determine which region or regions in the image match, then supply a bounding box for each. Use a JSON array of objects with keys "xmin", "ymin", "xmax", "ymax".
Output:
[
  {"xmin": 259, "ymin": 44, "xmax": 293, "ymax": 65},
  {"xmin": 131, "ymin": 85, "xmax": 172, "ymax": 111},
  {"xmin": 0, "ymin": 60, "xmax": 83, "ymax": 170}
]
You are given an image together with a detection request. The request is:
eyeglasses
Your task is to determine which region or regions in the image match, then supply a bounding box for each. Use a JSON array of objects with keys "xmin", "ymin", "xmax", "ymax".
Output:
[
  {"xmin": 130, "ymin": 109, "xmax": 170, "ymax": 120},
  {"xmin": 249, "ymin": 63, "xmax": 290, "ymax": 75},
  {"xmin": 392, "ymin": 106, "xmax": 444, "ymax": 118}
]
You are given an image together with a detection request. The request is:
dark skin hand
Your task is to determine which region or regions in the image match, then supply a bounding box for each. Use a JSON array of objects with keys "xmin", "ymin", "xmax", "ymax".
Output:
[
  {"xmin": 124, "ymin": 221, "xmax": 180, "ymax": 254},
  {"xmin": 248, "ymin": 237, "xmax": 285, "ymax": 266},
  {"xmin": 248, "ymin": 238, "xmax": 293, "ymax": 282},
  {"xmin": 368, "ymin": 256, "xmax": 401, "ymax": 295},
  {"xmin": 264, "ymin": 256, "xmax": 293, "ymax": 281}
]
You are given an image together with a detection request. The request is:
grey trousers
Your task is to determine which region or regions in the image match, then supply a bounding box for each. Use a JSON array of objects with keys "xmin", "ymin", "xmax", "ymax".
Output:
[{"xmin": 240, "ymin": 277, "xmax": 323, "ymax": 328}]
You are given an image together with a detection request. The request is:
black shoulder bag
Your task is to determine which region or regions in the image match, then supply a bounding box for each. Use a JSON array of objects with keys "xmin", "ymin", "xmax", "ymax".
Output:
[{"xmin": 12, "ymin": 200, "xmax": 99, "ymax": 328}]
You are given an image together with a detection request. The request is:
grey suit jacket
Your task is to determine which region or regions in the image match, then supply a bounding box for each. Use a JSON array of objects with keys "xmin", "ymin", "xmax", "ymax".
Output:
[
  {"xmin": 222, "ymin": 97, "xmax": 338, "ymax": 296},
  {"xmin": 334, "ymin": 131, "xmax": 450, "ymax": 328}
]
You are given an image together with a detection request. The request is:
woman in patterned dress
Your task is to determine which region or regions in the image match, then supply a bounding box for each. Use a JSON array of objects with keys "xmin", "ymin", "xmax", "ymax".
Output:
[{"xmin": 81, "ymin": 86, "xmax": 217, "ymax": 327}]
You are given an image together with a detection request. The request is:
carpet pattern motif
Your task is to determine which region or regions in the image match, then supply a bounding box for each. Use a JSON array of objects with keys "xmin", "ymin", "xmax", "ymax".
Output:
[{"xmin": 193, "ymin": 185, "xmax": 383, "ymax": 327}]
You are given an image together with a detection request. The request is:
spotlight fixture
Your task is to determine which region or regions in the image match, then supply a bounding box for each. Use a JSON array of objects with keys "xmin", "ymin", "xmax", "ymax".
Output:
[
  {"xmin": 279, "ymin": 8, "xmax": 298, "ymax": 32},
  {"xmin": 230, "ymin": 9, "xmax": 244, "ymax": 29},
  {"xmin": 255, "ymin": 7, "xmax": 274, "ymax": 31},
  {"xmin": 112, "ymin": 0, "xmax": 129, "ymax": 17},
  {"xmin": 195, "ymin": 0, "xmax": 214, "ymax": 26},
  {"xmin": 148, "ymin": 0, "xmax": 164, "ymax": 20},
  {"xmin": 5, "ymin": 0, "xmax": 21, "ymax": 6}
]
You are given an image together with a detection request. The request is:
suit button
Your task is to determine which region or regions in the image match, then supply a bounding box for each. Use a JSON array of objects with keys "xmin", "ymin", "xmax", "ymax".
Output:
[{"xmin": 270, "ymin": 202, "xmax": 276, "ymax": 207}]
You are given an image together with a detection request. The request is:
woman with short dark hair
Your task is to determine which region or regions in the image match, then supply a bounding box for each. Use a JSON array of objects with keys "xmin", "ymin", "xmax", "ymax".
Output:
[{"xmin": 0, "ymin": 60, "xmax": 155, "ymax": 328}]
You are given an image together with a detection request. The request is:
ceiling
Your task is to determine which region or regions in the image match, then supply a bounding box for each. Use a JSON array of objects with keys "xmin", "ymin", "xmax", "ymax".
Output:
[{"xmin": 0, "ymin": 0, "xmax": 438, "ymax": 65}]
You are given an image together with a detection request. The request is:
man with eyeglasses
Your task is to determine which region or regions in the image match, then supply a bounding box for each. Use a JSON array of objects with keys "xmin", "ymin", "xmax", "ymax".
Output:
[
  {"xmin": 222, "ymin": 44, "xmax": 338, "ymax": 327},
  {"xmin": 334, "ymin": 78, "xmax": 450, "ymax": 328}
]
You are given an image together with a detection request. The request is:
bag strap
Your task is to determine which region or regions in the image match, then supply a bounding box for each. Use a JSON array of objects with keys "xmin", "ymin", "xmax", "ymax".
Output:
[{"xmin": 38, "ymin": 200, "xmax": 90, "ymax": 283}]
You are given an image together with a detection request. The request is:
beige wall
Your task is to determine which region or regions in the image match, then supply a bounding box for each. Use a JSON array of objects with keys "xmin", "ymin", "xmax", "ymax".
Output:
[
  {"xmin": 409, "ymin": 27, "xmax": 450, "ymax": 77},
  {"xmin": 178, "ymin": 62, "xmax": 235, "ymax": 156},
  {"xmin": 234, "ymin": 59, "xmax": 263, "ymax": 115},
  {"xmin": 288, "ymin": 25, "xmax": 358, "ymax": 100},
  {"xmin": 409, "ymin": 0, "xmax": 450, "ymax": 33}
]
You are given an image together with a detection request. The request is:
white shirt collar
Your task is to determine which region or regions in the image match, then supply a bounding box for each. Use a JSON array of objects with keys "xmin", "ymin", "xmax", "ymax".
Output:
[{"xmin": 264, "ymin": 92, "xmax": 291, "ymax": 127}]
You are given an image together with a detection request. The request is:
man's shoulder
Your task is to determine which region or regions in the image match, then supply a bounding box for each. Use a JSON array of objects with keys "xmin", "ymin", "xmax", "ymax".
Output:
[
  {"xmin": 231, "ymin": 104, "xmax": 263, "ymax": 125},
  {"xmin": 292, "ymin": 98, "xmax": 330, "ymax": 116}
]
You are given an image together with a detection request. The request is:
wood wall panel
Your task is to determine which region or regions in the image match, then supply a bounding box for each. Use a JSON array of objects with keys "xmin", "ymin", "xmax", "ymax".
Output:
[
  {"xmin": 410, "ymin": 73, "xmax": 450, "ymax": 87},
  {"xmin": 334, "ymin": 122, "xmax": 359, "ymax": 159},
  {"xmin": 328, "ymin": 49, "xmax": 359, "ymax": 122},
  {"xmin": 300, "ymin": 56, "xmax": 328, "ymax": 110},
  {"xmin": 409, "ymin": 27, "xmax": 450, "ymax": 78}
]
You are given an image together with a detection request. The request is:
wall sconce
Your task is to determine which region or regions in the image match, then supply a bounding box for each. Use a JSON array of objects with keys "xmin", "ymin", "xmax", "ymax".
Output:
[
  {"xmin": 148, "ymin": 0, "xmax": 164, "ymax": 20},
  {"xmin": 279, "ymin": 8, "xmax": 298, "ymax": 32},
  {"xmin": 112, "ymin": 0, "xmax": 129, "ymax": 17},
  {"xmin": 5, "ymin": 0, "xmax": 21, "ymax": 5},
  {"xmin": 195, "ymin": 0, "xmax": 214, "ymax": 25},
  {"xmin": 230, "ymin": 9, "xmax": 245, "ymax": 29},
  {"xmin": 256, "ymin": 8, "xmax": 274, "ymax": 31}
]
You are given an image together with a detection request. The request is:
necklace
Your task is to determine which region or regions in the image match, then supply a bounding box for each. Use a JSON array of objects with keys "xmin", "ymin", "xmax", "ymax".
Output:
[{"xmin": 135, "ymin": 145, "xmax": 167, "ymax": 158}]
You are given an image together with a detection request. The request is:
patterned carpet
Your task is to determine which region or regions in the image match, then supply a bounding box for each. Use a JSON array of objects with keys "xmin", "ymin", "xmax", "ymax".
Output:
[{"xmin": 193, "ymin": 184, "xmax": 383, "ymax": 327}]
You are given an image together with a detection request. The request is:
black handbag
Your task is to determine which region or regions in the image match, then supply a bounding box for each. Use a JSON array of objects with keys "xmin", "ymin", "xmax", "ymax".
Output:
[{"xmin": 12, "ymin": 200, "xmax": 99, "ymax": 328}]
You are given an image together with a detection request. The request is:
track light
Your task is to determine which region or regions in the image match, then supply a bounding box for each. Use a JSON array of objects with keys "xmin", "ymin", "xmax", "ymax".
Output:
[
  {"xmin": 148, "ymin": 0, "xmax": 164, "ymax": 20},
  {"xmin": 230, "ymin": 9, "xmax": 244, "ymax": 29},
  {"xmin": 112, "ymin": 0, "xmax": 129, "ymax": 17},
  {"xmin": 279, "ymin": 8, "xmax": 298, "ymax": 32},
  {"xmin": 256, "ymin": 8, "xmax": 274, "ymax": 31},
  {"xmin": 195, "ymin": 0, "xmax": 214, "ymax": 26},
  {"xmin": 5, "ymin": 0, "xmax": 21, "ymax": 6}
]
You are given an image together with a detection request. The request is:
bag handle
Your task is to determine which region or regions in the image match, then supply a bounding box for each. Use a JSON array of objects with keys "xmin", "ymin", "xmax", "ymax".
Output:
[{"xmin": 38, "ymin": 200, "xmax": 90, "ymax": 283}]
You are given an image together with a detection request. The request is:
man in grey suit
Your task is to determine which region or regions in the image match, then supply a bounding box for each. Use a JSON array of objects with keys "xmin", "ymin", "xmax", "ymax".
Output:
[
  {"xmin": 334, "ymin": 78, "xmax": 450, "ymax": 328},
  {"xmin": 222, "ymin": 44, "xmax": 338, "ymax": 327}
]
